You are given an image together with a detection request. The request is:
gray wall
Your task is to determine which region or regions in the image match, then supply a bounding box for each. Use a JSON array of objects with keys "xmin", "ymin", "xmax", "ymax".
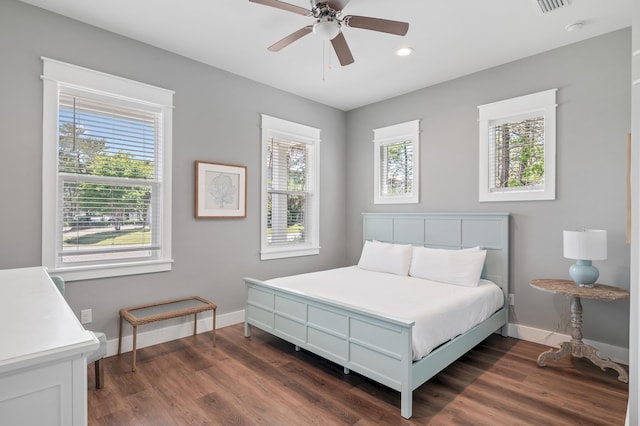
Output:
[
  {"xmin": 346, "ymin": 29, "xmax": 631, "ymax": 348},
  {"xmin": 0, "ymin": 0, "xmax": 631, "ymax": 350},
  {"xmin": 0, "ymin": 0, "xmax": 348, "ymax": 338}
]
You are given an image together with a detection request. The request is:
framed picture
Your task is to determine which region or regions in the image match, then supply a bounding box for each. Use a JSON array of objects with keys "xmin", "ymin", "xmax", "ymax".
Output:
[{"xmin": 195, "ymin": 161, "xmax": 247, "ymax": 218}]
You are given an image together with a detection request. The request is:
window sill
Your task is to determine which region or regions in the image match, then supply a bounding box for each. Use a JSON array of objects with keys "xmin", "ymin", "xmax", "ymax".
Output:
[
  {"xmin": 374, "ymin": 194, "xmax": 419, "ymax": 204},
  {"xmin": 48, "ymin": 259, "xmax": 173, "ymax": 282},
  {"xmin": 260, "ymin": 246, "xmax": 320, "ymax": 260},
  {"xmin": 479, "ymin": 188, "xmax": 555, "ymax": 202}
]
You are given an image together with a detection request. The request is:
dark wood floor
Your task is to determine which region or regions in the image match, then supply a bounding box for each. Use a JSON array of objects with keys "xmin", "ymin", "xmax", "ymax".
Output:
[{"xmin": 88, "ymin": 324, "xmax": 628, "ymax": 425}]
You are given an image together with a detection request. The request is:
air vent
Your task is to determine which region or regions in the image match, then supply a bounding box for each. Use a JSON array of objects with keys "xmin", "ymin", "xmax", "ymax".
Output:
[{"xmin": 536, "ymin": 0, "xmax": 570, "ymax": 13}]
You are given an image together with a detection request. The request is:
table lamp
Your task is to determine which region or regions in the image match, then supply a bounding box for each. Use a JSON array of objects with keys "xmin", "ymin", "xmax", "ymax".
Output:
[{"xmin": 563, "ymin": 229, "xmax": 607, "ymax": 287}]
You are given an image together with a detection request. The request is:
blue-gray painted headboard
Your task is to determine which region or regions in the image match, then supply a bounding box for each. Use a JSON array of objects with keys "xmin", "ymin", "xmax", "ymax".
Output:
[{"xmin": 362, "ymin": 212, "xmax": 510, "ymax": 299}]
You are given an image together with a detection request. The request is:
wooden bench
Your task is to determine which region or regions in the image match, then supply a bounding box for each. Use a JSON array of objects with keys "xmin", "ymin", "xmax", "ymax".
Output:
[{"xmin": 118, "ymin": 296, "xmax": 217, "ymax": 371}]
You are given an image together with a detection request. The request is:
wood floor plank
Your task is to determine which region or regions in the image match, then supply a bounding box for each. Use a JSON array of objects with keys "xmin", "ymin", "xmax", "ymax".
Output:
[{"xmin": 88, "ymin": 324, "xmax": 629, "ymax": 425}]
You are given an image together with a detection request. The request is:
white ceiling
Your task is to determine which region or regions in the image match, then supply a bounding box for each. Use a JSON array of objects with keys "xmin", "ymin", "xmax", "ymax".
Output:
[{"xmin": 20, "ymin": 0, "xmax": 631, "ymax": 111}]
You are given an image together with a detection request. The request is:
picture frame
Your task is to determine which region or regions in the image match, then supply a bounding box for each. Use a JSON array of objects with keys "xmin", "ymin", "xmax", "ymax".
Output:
[{"xmin": 195, "ymin": 161, "xmax": 247, "ymax": 218}]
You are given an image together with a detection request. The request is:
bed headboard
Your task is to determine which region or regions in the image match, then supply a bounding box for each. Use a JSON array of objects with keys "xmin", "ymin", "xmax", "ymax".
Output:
[{"xmin": 362, "ymin": 212, "xmax": 510, "ymax": 298}]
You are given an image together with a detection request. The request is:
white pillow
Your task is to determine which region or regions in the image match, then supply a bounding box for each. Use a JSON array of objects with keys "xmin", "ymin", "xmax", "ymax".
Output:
[
  {"xmin": 409, "ymin": 246, "xmax": 487, "ymax": 287},
  {"xmin": 357, "ymin": 240, "xmax": 413, "ymax": 276}
]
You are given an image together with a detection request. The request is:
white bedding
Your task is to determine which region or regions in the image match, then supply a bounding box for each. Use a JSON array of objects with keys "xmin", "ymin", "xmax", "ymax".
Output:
[{"xmin": 265, "ymin": 266, "xmax": 504, "ymax": 360}]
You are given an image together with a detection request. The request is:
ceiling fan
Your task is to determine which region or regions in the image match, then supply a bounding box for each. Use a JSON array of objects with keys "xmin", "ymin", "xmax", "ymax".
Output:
[{"xmin": 249, "ymin": 0, "xmax": 409, "ymax": 66}]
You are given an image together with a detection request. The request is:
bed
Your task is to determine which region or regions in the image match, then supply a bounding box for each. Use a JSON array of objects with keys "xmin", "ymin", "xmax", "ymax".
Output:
[{"xmin": 243, "ymin": 212, "xmax": 509, "ymax": 419}]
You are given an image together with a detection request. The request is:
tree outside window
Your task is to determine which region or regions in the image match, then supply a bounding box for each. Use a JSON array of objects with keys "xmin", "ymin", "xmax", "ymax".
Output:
[
  {"xmin": 380, "ymin": 139, "xmax": 414, "ymax": 196},
  {"xmin": 493, "ymin": 117, "xmax": 545, "ymax": 189}
]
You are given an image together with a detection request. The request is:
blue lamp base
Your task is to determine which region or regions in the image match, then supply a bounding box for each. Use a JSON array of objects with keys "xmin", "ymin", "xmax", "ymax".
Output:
[{"xmin": 569, "ymin": 259, "xmax": 599, "ymax": 287}]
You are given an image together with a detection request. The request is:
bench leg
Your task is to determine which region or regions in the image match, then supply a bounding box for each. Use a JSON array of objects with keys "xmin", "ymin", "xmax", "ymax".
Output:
[
  {"xmin": 132, "ymin": 325, "xmax": 137, "ymax": 372},
  {"xmin": 212, "ymin": 308, "xmax": 216, "ymax": 347},
  {"xmin": 194, "ymin": 313, "xmax": 198, "ymax": 336},
  {"xmin": 117, "ymin": 315, "xmax": 123, "ymax": 355}
]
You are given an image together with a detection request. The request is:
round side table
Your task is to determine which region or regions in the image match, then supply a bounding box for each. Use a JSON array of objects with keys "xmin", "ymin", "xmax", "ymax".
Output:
[{"xmin": 529, "ymin": 279, "xmax": 629, "ymax": 383}]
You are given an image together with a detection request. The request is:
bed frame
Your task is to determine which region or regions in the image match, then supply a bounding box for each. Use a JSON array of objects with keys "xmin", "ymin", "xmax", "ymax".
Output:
[{"xmin": 244, "ymin": 212, "xmax": 509, "ymax": 419}]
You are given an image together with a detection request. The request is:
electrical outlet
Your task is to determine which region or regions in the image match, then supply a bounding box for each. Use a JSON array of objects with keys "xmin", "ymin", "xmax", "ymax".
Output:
[
  {"xmin": 508, "ymin": 294, "xmax": 515, "ymax": 306},
  {"xmin": 80, "ymin": 308, "xmax": 92, "ymax": 324}
]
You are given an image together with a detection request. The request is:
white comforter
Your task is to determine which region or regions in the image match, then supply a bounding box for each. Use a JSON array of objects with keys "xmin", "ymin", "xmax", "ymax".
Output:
[{"xmin": 265, "ymin": 266, "xmax": 504, "ymax": 360}]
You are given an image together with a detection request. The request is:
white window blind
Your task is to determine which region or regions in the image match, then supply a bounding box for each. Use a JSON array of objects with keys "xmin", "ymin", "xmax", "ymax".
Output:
[
  {"xmin": 57, "ymin": 92, "xmax": 162, "ymax": 263},
  {"xmin": 267, "ymin": 136, "xmax": 311, "ymax": 246},
  {"xmin": 260, "ymin": 114, "xmax": 320, "ymax": 260}
]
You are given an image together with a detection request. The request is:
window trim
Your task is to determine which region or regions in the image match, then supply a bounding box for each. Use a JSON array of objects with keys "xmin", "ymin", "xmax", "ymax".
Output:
[
  {"xmin": 373, "ymin": 120, "xmax": 420, "ymax": 204},
  {"xmin": 260, "ymin": 114, "xmax": 320, "ymax": 260},
  {"xmin": 478, "ymin": 88, "xmax": 557, "ymax": 202},
  {"xmin": 41, "ymin": 57, "xmax": 174, "ymax": 281}
]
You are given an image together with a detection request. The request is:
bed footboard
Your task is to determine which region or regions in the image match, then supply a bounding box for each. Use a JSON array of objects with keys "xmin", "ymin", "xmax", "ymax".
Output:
[{"xmin": 244, "ymin": 278, "xmax": 415, "ymax": 416}]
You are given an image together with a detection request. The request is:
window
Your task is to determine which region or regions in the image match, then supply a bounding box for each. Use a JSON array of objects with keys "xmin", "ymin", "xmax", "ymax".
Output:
[
  {"xmin": 373, "ymin": 120, "xmax": 420, "ymax": 204},
  {"xmin": 260, "ymin": 114, "xmax": 320, "ymax": 260},
  {"xmin": 478, "ymin": 89, "xmax": 557, "ymax": 202},
  {"xmin": 42, "ymin": 58, "xmax": 174, "ymax": 281}
]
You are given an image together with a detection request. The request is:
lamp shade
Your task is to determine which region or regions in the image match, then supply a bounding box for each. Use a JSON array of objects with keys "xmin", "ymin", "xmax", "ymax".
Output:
[
  {"xmin": 313, "ymin": 19, "xmax": 340, "ymax": 40},
  {"xmin": 563, "ymin": 229, "xmax": 607, "ymax": 260}
]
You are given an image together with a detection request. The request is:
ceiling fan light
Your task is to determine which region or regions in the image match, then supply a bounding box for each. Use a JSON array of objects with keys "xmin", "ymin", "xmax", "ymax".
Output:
[
  {"xmin": 313, "ymin": 19, "xmax": 340, "ymax": 40},
  {"xmin": 396, "ymin": 47, "xmax": 414, "ymax": 57}
]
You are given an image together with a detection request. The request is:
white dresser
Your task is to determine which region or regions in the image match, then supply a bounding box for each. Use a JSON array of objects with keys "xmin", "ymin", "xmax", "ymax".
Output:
[{"xmin": 0, "ymin": 267, "xmax": 98, "ymax": 425}]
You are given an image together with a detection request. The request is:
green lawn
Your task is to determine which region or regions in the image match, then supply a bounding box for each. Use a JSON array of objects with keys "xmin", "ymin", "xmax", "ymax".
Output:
[{"xmin": 64, "ymin": 228, "xmax": 151, "ymax": 246}]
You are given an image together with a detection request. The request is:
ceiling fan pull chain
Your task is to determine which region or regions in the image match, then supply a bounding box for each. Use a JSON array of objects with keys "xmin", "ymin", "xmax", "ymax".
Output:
[
  {"xmin": 322, "ymin": 40, "xmax": 326, "ymax": 80},
  {"xmin": 322, "ymin": 40, "xmax": 333, "ymax": 81},
  {"xmin": 322, "ymin": 40, "xmax": 327, "ymax": 81}
]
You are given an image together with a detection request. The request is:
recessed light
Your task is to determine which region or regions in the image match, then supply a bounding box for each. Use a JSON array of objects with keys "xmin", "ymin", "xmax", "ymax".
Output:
[
  {"xmin": 396, "ymin": 47, "xmax": 414, "ymax": 57},
  {"xmin": 565, "ymin": 21, "xmax": 585, "ymax": 32}
]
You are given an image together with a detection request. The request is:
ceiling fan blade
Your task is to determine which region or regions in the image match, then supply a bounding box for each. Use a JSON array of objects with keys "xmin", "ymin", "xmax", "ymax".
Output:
[
  {"xmin": 268, "ymin": 26, "xmax": 313, "ymax": 52},
  {"xmin": 330, "ymin": 32, "xmax": 354, "ymax": 66},
  {"xmin": 326, "ymin": 0, "xmax": 351, "ymax": 11},
  {"xmin": 343, "ymin": 15, "xmax": 409, "ymax": 36},
  {"xmin": 249, "ymin": 0, "xmax": 310, "ymax": 16}
]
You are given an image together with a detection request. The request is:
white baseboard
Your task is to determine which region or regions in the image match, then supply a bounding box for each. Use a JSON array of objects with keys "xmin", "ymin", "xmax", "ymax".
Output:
[
  {"xmin": 105, "ymin": 309, "xmax": 244, "ymax": 357},
  {"xmin": 105, "ymin": 313, "xmax": 629, "ymax": 366},
  {"xmin": 507, "ymin": 323, "xmax": 629, "ymax": 365}
]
